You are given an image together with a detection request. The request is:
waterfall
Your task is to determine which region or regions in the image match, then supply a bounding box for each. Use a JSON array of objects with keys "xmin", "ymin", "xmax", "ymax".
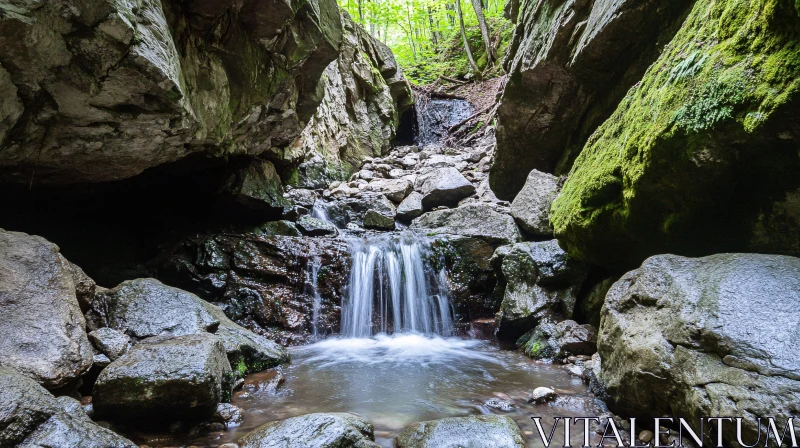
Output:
[
  {"xmin": 311, "ymin": 202, "xmax": 331, "ymax": 223},
  {"xmin": 415, "ymin": 98, "xmax": 474, "ymax": 145},
  {"xmin": 305, "ymin": 257, "xmax": 324, "ymax": 338},
  {"xmin": 341, "ymin": 232, "xmax": 453, "ymax": 338}
]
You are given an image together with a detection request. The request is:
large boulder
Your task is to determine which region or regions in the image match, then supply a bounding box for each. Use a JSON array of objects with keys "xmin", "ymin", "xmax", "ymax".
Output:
[
  {"xmin": 93, "ymin": 333, "xmax": 233, "ymax": 422},
  {"xmin": 219, "ymin": 158, "xmax": 288, "ymax": 215},
  {"xmin": 0, "ymin": 0, "xmax": 342, "ymax": 186},
  {"xmin": 491, "ymin": 0, "xmax": 692, "ymax": 199},
  {"xmin": 414, "ymin": 167, "xmax": 476, "ymax": 210},
  {"xmin": 396, "ymin": 415, "xmax": 525, "ymax": 448},
  {"xmin": 0, "ymin": 367, "xmax": 134, "ymax": 447},
  {"xmin": 430, "ymin": 236, "xmax": 499, "ymax": 321},
  {"xmin": 510, "ymin": 169, "xmax": 559, "ymax": 236},
  {"xmin": 599, "ymin": 254, "xmax": 800, "ymax": 446},
  {"xmin": 0, "ymin": 229, "xmax": 93, "ymax": 388},
  {"xmin": 397, "ymin": 191, "xmax": 425, "ymax": 220},
  {"xmin": 87, "ymin": 278, "xmax": 287, "ymax": 375},
  {"xmin": 322, "ymin": 192, "xmax": 397, "ymax": 228},
  {"xmin": 551, "ymin": 0, "xmax": 800, "ymax": 269},
  {"xmin": 494, "ymin": 240, "xmax": 590, "ymax": 340},
  {"xmin": 368, "ymin": 178, "xmax": 413, "ymax": 202},
  {"xmin": 238, "ymin": 412, "xmax": 381, "ymax": 448},
  {"xmin": 296, "ymin": 216, "xmax": 340, "ymax": 237},
  {"xmin": 411, "ymin": 204, "xmax": 521, "ymax": 246}
]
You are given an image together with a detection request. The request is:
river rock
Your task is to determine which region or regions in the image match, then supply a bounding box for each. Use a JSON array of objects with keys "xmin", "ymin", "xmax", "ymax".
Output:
[
  {"xmin": 93, "ymin": 333, "xmax": 233, "ymax": 422},
  {"xmin": 529, "ymin": 387, "xmax": 557, "ymax": 404},
  {"xmin": 296, "ymin": 216, "xmax": 339, "ymax": 237},
  {"xmin": 494, "ymin": 240, "xmax": 590, "ymax": 340},
  {"xmin": 219, "ymin": 158, "xmax": 287, "ymax": 215},
  {"xmin": 430, "ymin": 236, "xmax": 499, "ymax": 321},
  {"xmin": 517, "ymin": 318, "xmax": 597, "ymax": 361},
  {"xmin": 368, "ymin": 178, "xmax": 413, "ymax": 202},
  {"xmin": 0, "ymin": 229, "xmax": 93, "ymax": 388},
  {"xmin": 0, "ymin": 367, "xmax": 134, "ymax": 447},
  {"xmin": 397, "ymin": 191, "xmax": 425, "ymax": 220},
  {"xmin": 284, "ymin": 188, "xmax": 319, "ymax": 209},
  {"xmin": 599, "ymin": 254, "xmax": 800, "ymax": 446},
  {"xmin": 411, "ymin": 203, "xmax": 521, "ymax": 245},
  {"xmin": 213, "ymin": 403, "xmax": 244, "ymax": 428},
  {"xmin": 414, "ymin": 167, "xmax": 476, "ymax": 210},
  {"xmin": 238, "ymin": 412, "xmax": 381, "ymax": 448},
  {"xmin": 364, "ymin": 209, "xmax": 396, "ymax": 230},
  {"xmin": 88, "ymin": 328, "xmax": 130, "ymax": 361},
  {"xmin": 510, "ymin": 169, "xmax": 559, "ymax": 236},
  {"xmin": 396, "ymin": 415, "xmax": 525, "ymax": 448},
  {"xmin": 323, "ymin": 192, "xmax": 396, "ymax": 228}
]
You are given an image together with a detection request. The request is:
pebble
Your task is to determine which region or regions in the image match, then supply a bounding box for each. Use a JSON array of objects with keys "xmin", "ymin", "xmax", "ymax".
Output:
[{"xmin": 529, "ymin": 387, "xmax": 557, "ymax": 404}]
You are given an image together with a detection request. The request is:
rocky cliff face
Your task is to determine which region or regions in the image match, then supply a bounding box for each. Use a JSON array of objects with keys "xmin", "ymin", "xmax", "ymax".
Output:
[
  {"xmin": 289, "ymin": 12, "xmax": 413, "ymax": 188},
  {"xmin": 0, "ymin": 0, "xmax": 342, "ymax": 185}
]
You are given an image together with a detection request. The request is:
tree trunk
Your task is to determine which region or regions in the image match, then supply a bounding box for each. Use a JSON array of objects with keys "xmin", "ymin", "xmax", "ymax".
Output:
[
  {"xmin": 427, "ymin": 6, "xmax": 439, "ymax": 46},
  {"xmin": 456, "ymin": 0, "xmax": 481, "ymax": 80},
  {"xmin": 470, "ymin": 0, "xmax": 496, "ymax": 64}
]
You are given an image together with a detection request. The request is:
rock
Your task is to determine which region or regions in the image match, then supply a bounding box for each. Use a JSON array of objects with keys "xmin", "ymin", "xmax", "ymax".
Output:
[
  {"xmin": 248, "ymin": 221, "xmax": 303, "ymax": 238},
  {"xmin": 0, "ymin": 229, "xmax": 93, "ymax": 388},
  {"xmin": 529, "ymin": 387, "xmax": 557, "ymax": 404},
  {"xmin": 213, "ymin": 403, "xmax": 244, "ymax": 428},
  {"xmin": 93, "ymin": 353, "xmax": 111, "ymax": 368},
  {"xmin": 68, "ymin": 262, "xmax": 96, "ymax": 313},
  {"xmin": 296, "ymin": 216, "xmax": 340, "ymax": 237},
  {"xmin": 517, "ymin": 318, "xmax": 597, "ymax": 361},
  {"xmin": 491, "ymin": 0, "xmax": 692, "ymax": 199},
  {"xmin": 93, "ymin": 333, "xmax": 233, "ymax": 423},
  {"xmin": 88, "ymin": 328, "xmax": 130, "ymax": 361},
  {"xmin": 284, "ymin": 188, "xmax": 319, "ymax": 209},
  {"xmin": 0, "ymin": 0, "xmax": 343, "ymax": 186},
  {"xmin": 293, "ymin": 13, "xmax": 412, "ymax": 188},
  {"xmin": 494, "ymin": 240, "xmax": 590, "ymax": 340},
  {"xmin": 429, "ymin": 236, "xmax": 499, "ymax": 320},
  {"xmin": 0, "ymin": 367, "xmax": 134, "ymax": 447},
  {"xmin": 599, "ymin": 254, "xmax": 800, "ymax": 446},
  {"xmin": 411, "ymin": 203, "xmax": 521, "ymax": 245},
  {"xmin": 397, "ymin": 191, "xmax": 425, "ymax": 220},
  {"xmin": 323, "ymin": 192, "xmax": 397, "ymax": 228},
  {"xmin": 638, "ymin": 430, "xmax": 654, "ymax": 444},
  {"xmin": 510, "ymin": 169, "xmax": 559, "ymax": 236},
  {"xmin": 363, "ymin": 209, "xmax": 396, "ymax": 230},
  {"xmin": 238, "ymin": 412, "xmax": 381, "ymax": 448},
  {"xmin": 550, "ymin": 0, "xmax": 800, "ymax": 268},
  {"xmin": 368, "ymin": 178, "xmax": 413, "ymax": 202},
  {"xmin": 484, "ymin": 399, "xmax": 515, "ymax": 411},
  {"xmin": 414, "ymin": 167, "xmax": 476, "ymax": 210},
  {"xmin": 219, "ymin": 158, "xmax": 287, "ymax": 215},
  {"xmin": 396, "ymin": 415, "xmax": 525, "ymax": 448},
  {"xmin": 329, "ymin": 184, "xmax": 361, "ymax": 199}
]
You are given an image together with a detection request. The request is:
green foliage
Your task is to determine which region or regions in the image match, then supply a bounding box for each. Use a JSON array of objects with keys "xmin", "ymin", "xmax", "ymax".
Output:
[{"xmin": 673, "ymin": 78, "xmax": 748, "ymax": 132}]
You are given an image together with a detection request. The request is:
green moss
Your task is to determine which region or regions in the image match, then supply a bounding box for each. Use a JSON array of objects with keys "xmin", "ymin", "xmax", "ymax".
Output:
[{"xmin": 551, "ymin": 0, "xmax": 800, "ymax": 267}]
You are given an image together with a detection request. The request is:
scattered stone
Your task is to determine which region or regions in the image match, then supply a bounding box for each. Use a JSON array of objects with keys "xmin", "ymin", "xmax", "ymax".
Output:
[
  {"xmin": 284, "ymin": 188, "xmax": 318, "ymax": 209},
  {"xmin": 238, "ymin": 413, "xmax": 381, "ymax": 448},
  {"xmin": 397, "ymin": 415, "xmax": 525, "ymax": 448},
  {"xmin": 214, "ymin": 403, "xmax": 244, "ymax": 428},
  {"xmin": 92, "ymin": 353, "xmax": 112, "ymax": 368},
  {"xmin": 296, "ymin": 216, "xmax": 339, "ymax": 237},
  {"xmin": 396, "ymin": 191, "xmax": 424, "ymax": 220},
  {"xmin": 529, "ymin": 387, "xmax": 557, "ymax": 404},
  {"xmin": 88, "ymin": 328, "xmax": 130, "ymax": 361},
  {"xmin": 510, "ymin": 169, "xmax": 559, "ymax": 236},
  {"xmin": 368, "ymin": 178, "xmax": 413, "ymax": 202},
  {"xmin": 639, "ymin": 430, "xmax": 654, "ymax": 444},
  {"xmin": 414, "ymin": 167, "xmax": 476, "ymax": 210}
]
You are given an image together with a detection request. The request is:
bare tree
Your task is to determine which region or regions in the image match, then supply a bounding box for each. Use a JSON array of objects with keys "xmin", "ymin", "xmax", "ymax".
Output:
[
  {"xmin": 456, "ymin": 0, "xmax": 481, "ymax": 79},
  {"xmin": 470, "ymin": 0, "xmax": 496, "ymax": 64}
]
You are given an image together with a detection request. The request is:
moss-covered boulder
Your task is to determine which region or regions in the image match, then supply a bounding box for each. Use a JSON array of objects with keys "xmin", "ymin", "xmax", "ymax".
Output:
[
  {"xmin": 551, "ymin": 0, "xmax": 800, "ymax": 268},
  {"xmin": 517, "ymin": 318, "xmax": 597, "ymax": 361}
]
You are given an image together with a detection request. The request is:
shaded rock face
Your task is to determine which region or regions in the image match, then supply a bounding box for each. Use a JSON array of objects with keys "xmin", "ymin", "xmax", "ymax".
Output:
[
  {"xmin": 411, "ymin": 203, "xmax": 521, "ymax": 246},
  {"xmin": 156, "ymin": 234, "xmax": 351, "ymax": 345},
  {"xmin": 0, "ymin": 229, "xmax": 93, "ymax": 389},
  {"xmin": 93, "ymin": 333, "xmax": 233, "ymax": 423},
  {"xmin": 219, "ymin": 158, "xmax": 288, "ymax": 215},
  {"xmin": 0, "ymin": 0, "xmax": 342, "ymax": 186},
  {"xmin": 396, "ymin": 415, "xmax": 525, "ymax": 448},
  {"xmin": 510, "ymin": 169, "xmax": 559, "ymax": 237},
  {"xmin": 599, "ymin": 254, "xmax": 800, "ymax": 446},
  {"xmin": 291, "ymin": 12, "xmax": 412, "ymax": 188},
  {"xmin": 491, "ymin": 0, "xmax": 692, "ymax": 199},
  {"xmin": 551, "ymin": 0, "xmax": 800, "ymax": 269},
  {"xmin": 0, "ymin": 367, "xmax": 134, "ymax": 447},
  {"xmin": 517, "ymin": 318, "xmax": 597, "ymax": 361},
  {"xmin": 239, "ymin": 412, "xmax": 381, "ymax": 448},
  {"xmin": 493, "ymin": 240, "xmax": 590, "ymax": 341}
]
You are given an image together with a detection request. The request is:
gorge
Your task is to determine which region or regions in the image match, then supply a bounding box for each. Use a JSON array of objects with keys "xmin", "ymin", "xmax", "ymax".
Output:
[{"xmin": 0, "ymin": 0, "xmax": 798, "ymax": 447}]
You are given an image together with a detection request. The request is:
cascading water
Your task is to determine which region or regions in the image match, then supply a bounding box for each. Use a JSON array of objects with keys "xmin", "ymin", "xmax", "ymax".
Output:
[
  {"xmin": 304, "ymin": 257, "xmax": 323, "ymax": 339},
  {"xmin": 341, "ymin": 232, "xmax": 453, "ymax": 338},
  {"xmin": 415, "ymin": 98, "xmax": 474, "ymax": 145}
]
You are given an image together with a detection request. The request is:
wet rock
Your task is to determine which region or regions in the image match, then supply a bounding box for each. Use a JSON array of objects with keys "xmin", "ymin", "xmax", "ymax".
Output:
[
  {"xmin": 296, "ymin": 216, "xmax": 339, "ymax": 237},
  {"xmin": 0, "ymin": 229, "xmax": 93, "ymax": 388},
  {"xmin": 430, "ymin": 236, "xmax": 499, "ymax": 321},
  {"xmin": 397, "ymin": 191, "xmax": 425, "ymax": 220},
  {"xmin": 364, "ymin": 209, "xmax": 397, "ymax": 230},
  {"xmin": 599, "ymin": 254, "xmax": 800, "ymax": 446},
  {"xmin": 88, "ymin": 328, "xmax": 130, "ymax": 361},
  {"xmin": 323, "ymin": 192, "xmax": 396, "ymax": 228},
  {"xmin": 219, "ymin": 158, "xmax": 287, "ymax": 215},
  {"xmin": 517, "ymin": 318, "xmax": 597, "ymax": 361},
  {"xmin": 414, "ymin": 167, "xmax": 476, "ymax": 210},
  {"xmin": 494, "ymin": 240, "xmax": 590, "ymax": 340},
  {"xmin": 529, "ymin": 387, "xmax": 557, "ymax": 404},
  {"xmin": 0, "ymin": 367, "xmax": 134, "ymax": 447},
  {"xmin": 484, "ymin": 398, "xmax": 515, "ymax": 411},
  {"xmin": 213, "ymin": 403, "xmax": 244, "ymax": 428},
  {"xmin": 396, "ymin": 415, "xmax": 525, "ymax": 448},
  {"xmin": 510, "ymin": 169, "xmax": 559, "ymax": 236},
  {"xmin": 239, "ymin": 412, "xmax": 381, "ymax": 448},
  {"xmin": 248, "ymin": 221, "xmax": 303, "ymax": 238},
  {"xmin": 411, "ymin": 203, "xmax": 521, "ymax": 245},
  {"xmin": 638, "ymin": 430, "xmax": 654, "ymax": 444},
  {"xmin": 284, "ymin": 189, "xmax": 319, "ymax": 209},
  {"xmin": 93, "ymin": 333, "xmax": 233, "ymax": 423},
  {"xmin": 368, "ymin": 178, "xmax": 413, "ymax": 202}
]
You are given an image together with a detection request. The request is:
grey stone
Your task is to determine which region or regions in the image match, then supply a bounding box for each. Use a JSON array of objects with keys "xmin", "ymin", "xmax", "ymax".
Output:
[
  {"xmin": 411, "ymin": 203, "xmax": 521, "ymax": 245},
  {"xmin": 214, "ymin": 403, "xmax": 244, "ymax": 428},
  {"xmin": 368, "ymin": 178, "xmax": 413, "ymax": 202},
  {"xmin": 0, "ymin": 229, "xmax": 93, "ymax": 388},
  {"xmin": 510, "ymin": 169, "xmax": 559, "ymax": 236},
  {"xmin": 93, "ymin": 333, "xmax": 233, "ymax": 422},
  {"xmin": 517, "ymin": 318, "xmax": 597, "ymax": 361},
  {"xmin": 0, "ymin": 367, "xmax": 134, "ymax": 447},
  {"xmin": 88, "ymin": 328, "xmax": 130, "ymax": 361},
  {"xmin": 396, "ymin": 415, "xmax": 525, "ymax": 448},
  {"xmin": 397, "ymin": 191, "xmax": 424, "ymax": 220},
  {"xmin": 529, "ymin": 387, "xmax": 557, "ymax": 404},
  {"xmin": 363, "ymin": 209, "xmax": 396, "ymax": 230},
  {"xmin": 414, "ymin": 167, "xmax": 476, "ymax": 210},
  {"xmin": 219, "ymin": 158, "xmax": 287, "ymax": 214},
  {"xmin": 599, "ymin": 254, "xmax": 800, "ymax": 446},
  {"xmin": 323, "ymin": 192, "xmax": 396, "ymax": 228},
  {"xmin": 239, "ymin": 412, "xmax": 381, "ymax": 448},
  {"xmin": 296, "ymin": 216, "xmax": 340, "ymax": 237}
]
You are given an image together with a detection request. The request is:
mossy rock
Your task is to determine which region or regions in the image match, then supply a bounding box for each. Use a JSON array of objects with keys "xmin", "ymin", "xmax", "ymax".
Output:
[{"xmin": 551, "ymin": 0, "xmax": 800, "ymax": 269}]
